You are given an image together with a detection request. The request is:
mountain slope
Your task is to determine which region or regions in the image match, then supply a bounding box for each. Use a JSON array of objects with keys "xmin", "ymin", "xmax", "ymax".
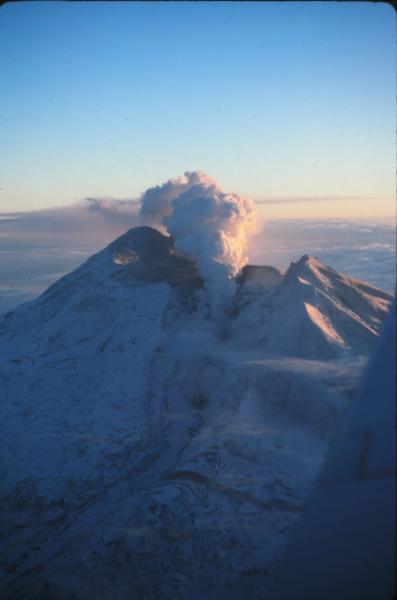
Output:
[
  {"xmin": 0, "ymin": 227, "xmax": 393, "ymax": 600},
  {"xmin": 233, "ymin": 255, "xmax": 390, "ymax": 358}
]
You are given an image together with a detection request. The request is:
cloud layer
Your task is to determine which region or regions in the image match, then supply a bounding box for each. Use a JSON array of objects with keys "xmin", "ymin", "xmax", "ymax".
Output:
[{"xmin": 1, "ymin": 216, "xmax": 394, "ymax": 317}]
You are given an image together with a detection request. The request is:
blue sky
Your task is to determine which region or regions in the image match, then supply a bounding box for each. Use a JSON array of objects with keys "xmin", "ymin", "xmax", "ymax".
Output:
[{"xmin": 0, "ymin": 1, "xmax": 395, "ymax": 216}]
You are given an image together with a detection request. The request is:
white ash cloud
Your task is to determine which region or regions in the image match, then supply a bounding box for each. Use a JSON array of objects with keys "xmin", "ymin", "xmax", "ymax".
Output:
[{"xmin": 139, "ymin": 171, "xmax": 257, "ymax": 309}]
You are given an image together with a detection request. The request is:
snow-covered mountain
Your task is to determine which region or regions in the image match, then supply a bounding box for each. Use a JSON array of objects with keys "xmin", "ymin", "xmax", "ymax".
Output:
[
  {"xmin": 0, "ymin": 226, "xmax": 393, "ymax": 600},
  {"xmin": 233, "ymin": 254, "xmax": 391, "ymax": 358}
]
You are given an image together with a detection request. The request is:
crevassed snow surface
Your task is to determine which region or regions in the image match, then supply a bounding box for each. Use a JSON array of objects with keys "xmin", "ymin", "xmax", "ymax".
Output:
[{"xmin": 0, "ymin": 227, "xmax": 393, "ymax": 600}]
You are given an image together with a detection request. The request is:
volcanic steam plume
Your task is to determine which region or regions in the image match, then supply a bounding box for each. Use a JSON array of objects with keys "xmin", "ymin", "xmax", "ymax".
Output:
[{"xmin": 139, "ymin": 171, "xmax": 257, "ymax": 308}]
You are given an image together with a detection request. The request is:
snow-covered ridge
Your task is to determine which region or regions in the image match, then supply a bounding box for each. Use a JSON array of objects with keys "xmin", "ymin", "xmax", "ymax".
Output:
[
  {"xmin": 0, "ymin": 226, "xmax": 393, "ymax": 600},
  {"xmin": 233, "ymin": 253, "xmax": 391, "ymax": 359}
]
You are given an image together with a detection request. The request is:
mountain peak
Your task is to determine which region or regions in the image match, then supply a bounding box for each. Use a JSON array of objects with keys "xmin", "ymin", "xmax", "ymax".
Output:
[
  {"xmin": 233, "ymin": 253, "xmax": 392, "ymax": 358},
  {"xmin": 104, "ymin": 226, "xmax": 202, "ymax": 287},
  {"xmin": 285, "ymin": 253, "xmax": 391, "ymax": 300},
  {"xmin": 287, "ymin": 254, "xmax": 322, "ymax": 274},
  {"xmin": 108, "ymin": 226, "xmax": 173, "ymax": 259}
]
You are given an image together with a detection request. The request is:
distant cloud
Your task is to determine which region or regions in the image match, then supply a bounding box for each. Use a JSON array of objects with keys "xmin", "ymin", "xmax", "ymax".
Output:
[
  {"xmin": 248, "ymin": 217, "xmax": 396, "ymax": 293},
  {"xmin": 86, "ymin": 197, "xmax": 139, "ymax": 223},
  {"xmin": 0, "ymin": 197, "xmax": 140, "ymax": 240},
  {"xmin": 253, "ymin": 196, "xmax": 380, "ymax": 205}
]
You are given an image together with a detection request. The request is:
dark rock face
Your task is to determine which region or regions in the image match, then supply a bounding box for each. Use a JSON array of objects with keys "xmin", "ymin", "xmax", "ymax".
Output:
[
  {"xmin": 237, "ymin": 265, "xmax": 283, "ymax": 292},
  {"xmin": 109, "ymin": 226, "xmax": 203, "ymax": 287}
]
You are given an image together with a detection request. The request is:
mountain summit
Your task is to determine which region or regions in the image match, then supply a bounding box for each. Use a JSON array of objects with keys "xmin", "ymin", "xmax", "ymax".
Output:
[
  {"xmin": 0, "ymin": 226, "xmax": 393, "ymax": 600},
  {"xmin": 234, "ymin": 253, "xmax": 390, "ymax": 358},
  {"xmin": 108, "ymin": 226, "xmax": 202, "ymax": 286}
]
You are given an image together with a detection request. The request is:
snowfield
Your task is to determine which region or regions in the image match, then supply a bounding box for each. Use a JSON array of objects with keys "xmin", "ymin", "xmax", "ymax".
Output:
[{"xmin": 0, "ymin": 227, "xmax": 393, "ymax": 600}]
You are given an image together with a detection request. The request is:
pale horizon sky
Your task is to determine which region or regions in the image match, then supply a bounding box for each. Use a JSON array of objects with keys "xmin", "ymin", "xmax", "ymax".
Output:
[{"xmin": 0, "ymin": 1, "xmax": 395, "ymax": 218}]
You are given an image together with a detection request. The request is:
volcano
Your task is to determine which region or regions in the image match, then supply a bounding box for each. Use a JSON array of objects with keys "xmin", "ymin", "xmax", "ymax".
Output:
[{"xmin": 0, "ymin": 227, "xmax": 393, "ymax": 600}]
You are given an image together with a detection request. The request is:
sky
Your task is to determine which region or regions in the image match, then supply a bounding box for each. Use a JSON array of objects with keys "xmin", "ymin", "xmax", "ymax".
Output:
[{"xmin": 0, "ymin": 1, "xmax": 395, "ymax": 218}]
